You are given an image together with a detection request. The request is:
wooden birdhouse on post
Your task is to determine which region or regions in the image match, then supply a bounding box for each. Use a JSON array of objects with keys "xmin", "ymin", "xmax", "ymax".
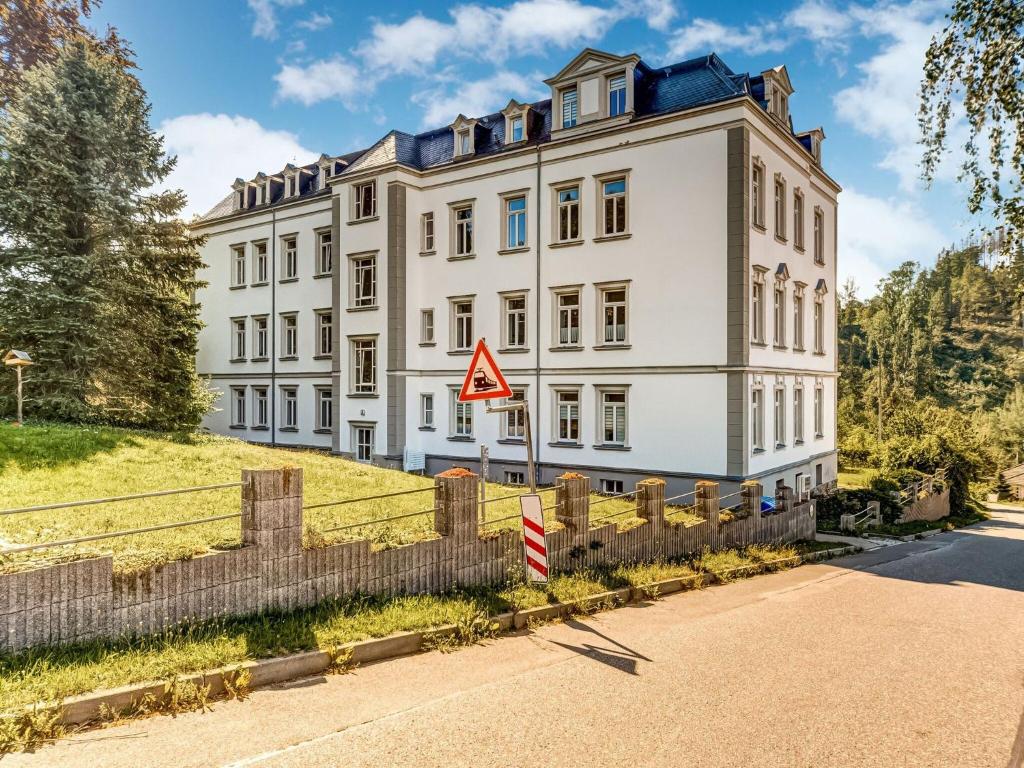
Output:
[{"xmin": 4, "ymin": 350, "xmax": 33, "ymax": 426}]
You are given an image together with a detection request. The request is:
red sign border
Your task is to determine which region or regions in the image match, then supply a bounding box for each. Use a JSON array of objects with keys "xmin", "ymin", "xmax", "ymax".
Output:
[{"xmin": 458, "ymin": 339, "xmax": 513, "ymax": 402}]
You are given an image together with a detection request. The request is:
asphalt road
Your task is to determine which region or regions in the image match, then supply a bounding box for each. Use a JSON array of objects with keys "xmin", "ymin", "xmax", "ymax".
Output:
[{"xmin": 10, "ymin": 508, "xmax": 1024, "ymax": 768}]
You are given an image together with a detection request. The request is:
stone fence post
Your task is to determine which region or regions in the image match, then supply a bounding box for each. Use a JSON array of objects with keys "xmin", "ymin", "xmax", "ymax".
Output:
[
  {"xmin": 636, "ymin": 478, "xmax": 665, "ymax": 526},
  {"xmin": 868, "ymin": 500, "xmax": 881, "ymax": 527},
  {"xmin": 696, "ymin": 480, "xmax": 720, "ymax": 525},
  {"xmin": 742, "ymin": 480, "xmax": 762, "ymax": 519},
  {"xmin": 556, "ymin": 473, "xmax": 590, "ymax": 533},
  {"xmin": 434, "ymin": 469, "xmax": 479, "ymax": 542},
  {"xmin": 776, "ymin": 485, "xmax": 794, "ymax": 515},
  {"xmin": 242, "ymin": 467, "xmax": 303, "ymax": 555}
]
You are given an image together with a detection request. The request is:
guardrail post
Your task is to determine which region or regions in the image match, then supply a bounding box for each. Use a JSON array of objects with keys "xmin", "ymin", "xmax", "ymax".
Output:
[
  {"xmin": 556, "ymin": 472, "xmax": 590, "ymax": 533},
  {"xmin": 242, "ymin": 467, "xmax": 303, "ymax": 555},
  {"xmin": 742, "ymin": 480, "xmax": 762, "ymax": 519},
  {"xmin": 637, "ymin": 478, "xmax": 665, "ymax": 526},
  {"xmin": 434, "ymin": 468, "xmax": 479, "ymax": 542},
  {"xmin": 696, "ymin": 480, "xmax": 720, "ymax": 525}
]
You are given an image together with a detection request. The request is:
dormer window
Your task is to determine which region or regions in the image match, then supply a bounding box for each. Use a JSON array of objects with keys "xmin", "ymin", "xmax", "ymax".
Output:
[
  {"xmin": 450, "ymin": 115, "xmax": 478, "ymax": 158},
  {"xmin": 608, "ymin": 74, "xmax": 626, "ymax": 117},
  {"xmin": 502, "ymin": 100, "xmax": 531, "ymax": 146},
  {"xmin": 510, "ymin": 116, "xmax": 523, "ymax": 142},
  {"xmin": 235, "ymin": 189, "xmax": 245, "ymax": 210},
  {"xmin": 458, "ymin": 129, "xmax": 471, "ymax": 155},
  {"xmin": 761, "ymin": 66, "xmax": 794, "ymax": 125},
  {"xmin": 561, "ymin": 87, "xmax": 578, "ymax": 128}
]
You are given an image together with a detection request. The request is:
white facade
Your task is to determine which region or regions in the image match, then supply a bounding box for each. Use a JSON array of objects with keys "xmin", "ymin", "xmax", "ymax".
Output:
[{"xmin": 193, "ymin": 50, "xmax": 840, "ymax": 495}]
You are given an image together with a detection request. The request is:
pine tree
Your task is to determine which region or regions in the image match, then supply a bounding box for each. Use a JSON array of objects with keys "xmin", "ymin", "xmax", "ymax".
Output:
[{"xmin": 0, "ymin": 39, "xmax": 211, "ymax": 428}]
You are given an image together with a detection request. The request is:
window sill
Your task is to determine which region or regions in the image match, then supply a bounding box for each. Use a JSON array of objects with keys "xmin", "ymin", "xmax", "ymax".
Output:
[
  {"xmin": 419, "ymin": 342, "xmax": 437, "ymax": 348},
  {"xmin": 347, "ymin": 305, "xmax": 379, "ymax": 313},
  {"xmin": 313, "ymin": 428, "xmax": 333, "ymax": 435},
  {"xmin": 793, "ymin": 347, "xmax": 806, "ymax": 354},
  {"xmin": 278, "ymin": 277, "xmax": 299, "ymax": 284},
  {"xmin": 497, "ymin": 246, "xmax": 530, "ymax": 256},
  {"xmin": 497, "ymin": 438, "xmax": 525, "ymax": 446},
  {"xmin": 773, "ymin": 345, "xmax": 788, "ymax": 351},
  {"xmin": 794, "ymin": 439, "xmax": 804, "ymax": 446},
  {"xmin": 313, "ymin": 354, "xmax": 332, "ymax": 361},
  {"xmin": 814, "ymin": 260, "xmax": 825, "ymax": 267},
  {"xmin": 775, "ymin": 443, "xmax": 786, "ymax": 450},
  {"xmin": 279, "ymin": 356, "xmax": 298, "ymax": 362},
  {"xmin": 547, "ymin": 441, "xmax": 583, "ymax": 449},
  {"xmin": 593, "ymin": 444, "xmax": 631, "ymax": 451},
  {"xmin": 419, "ymin": 426, "xmax": 436, "ymax": 432},
  {"xmin": 348, "ymin": 215, "xmax": 379, "ymax": 225},
  {"xmin": 229, "ymin": 285, "xmax": 246, "ymax": 291},
  {"xmin": 549, "ymin": 239, "xmax": 583, "ymax": 249},
  {"xmin": 251, "ymin": 357, "xmax": 269, "ymax": 363},
  {"xmin": 313, "ymin": 273, "xmax": 332, "ymax": 280},
  {"xmin": 752, "ymin": 223, "xmax": 767, "ymax": 233},
  {"xmin": 498, "ymin": 347, "xmax": 530, "ymax": 354},
  {"xmin": 814, "ymin": 434, "xmax": 824, "ymax": 440},
  {"xmin": 775, "ymin": 235, "xmax": 788, "ymax": 245},
  {"xmin": 750, "ymin": 341, "xmax": 767, "ymax": 348},
  {"xmin": 419, "ymin": 250, "xmax": 436, "ymax": 257},
  {"xmin": 549, "ymin": 345, "xmax": 584, "ymax": 352},
  {"xmin": 279, "ymin": 427, "xmax": 299, "ymax": 433},
  {"xmin": 250, "ymin": 282, "xmax": 269, "ymax": 288},
  {"xmin": 593, "ymin": 233, "xmax": 631, "ymax": 244},
  {"xmin": 229, "ymin": 358, "xmax": 246, "ymax": 364},
  {"xmin": 347, "ymin": 393, "xmax": 379, "ymax": 399},
  {"xmin": 251, "ymin": 425, "xmax": 269, "ymax": 432},
  {"xmin": 752, "ymin": 448, "xmax": 766, "ymax": 455},
  {"xmin": 794, "ymin": 245, "xmax": 805, "ymax": 254},
  {"xmin": 812, "ymin": 351, "xmax": 827, "ymax": 357},
  {"xmin": 447, "ymin": 254, "xmax": 476, "ymax": 262},
  {"xmin": 593, "ymin": 343, "xmax": 631, "ymax": 351},
  {"xmin": 229, "ymin": 424, "xmax": 247, "ymax": 430},
  {"xmin": 447, "ymin": 435, "xmax": 475, "ymax": 443},
  {"xmin": 448, "ymin": 349, "xmax": 472, "ymax": 356}
]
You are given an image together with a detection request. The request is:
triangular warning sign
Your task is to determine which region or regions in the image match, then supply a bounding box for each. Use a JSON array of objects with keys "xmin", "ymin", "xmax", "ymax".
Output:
[{"xmin": 459, "ymin": 339, "xmax": 513, "ymax": 402}]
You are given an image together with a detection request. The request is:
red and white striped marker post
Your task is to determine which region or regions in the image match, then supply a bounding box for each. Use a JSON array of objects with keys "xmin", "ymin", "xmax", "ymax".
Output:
[{"xmin": 519, "ymin": 494, "xmax": 548, "ymax": 583}]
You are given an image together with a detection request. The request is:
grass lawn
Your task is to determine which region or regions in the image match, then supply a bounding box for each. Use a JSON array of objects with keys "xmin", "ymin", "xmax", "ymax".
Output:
[
  {"xmin": 0, "ymin": 541, "xmax": 821, "ymax": 718},
  {"xmin": 0, "ymin": 423, "xmax": 641, "ymax": 575},
  {"xmin": 870, "ymin": 501, "xmax": 991, "ymax": 537},
  {"xmin": 837, "ymin": 465, "xmax": 874, "ymax": 489}
]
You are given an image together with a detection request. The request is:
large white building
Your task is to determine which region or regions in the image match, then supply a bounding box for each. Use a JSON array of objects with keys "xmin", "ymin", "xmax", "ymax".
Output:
[{"xmin": 193, "ymin": 49, "xmax": 840, "ymax": 496}]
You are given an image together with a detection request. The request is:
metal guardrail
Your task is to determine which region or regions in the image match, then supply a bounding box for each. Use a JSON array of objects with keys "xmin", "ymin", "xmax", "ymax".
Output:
[
  {"xmin": 302, "ymin": 485, "xmax": 433, "ymax": 511},
  {"xmin": 320, "ymin": 506, "xmax": 438, "ymax": 535},
  {"xmin": 0, "ymin": 482, "xmax": 243, "ymax": 517}
]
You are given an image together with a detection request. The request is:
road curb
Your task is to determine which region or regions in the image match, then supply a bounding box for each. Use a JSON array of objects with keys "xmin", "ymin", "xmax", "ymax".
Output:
[{"xmin": 12, "ymin": 544, "xmax": 859, "ymax": 728}]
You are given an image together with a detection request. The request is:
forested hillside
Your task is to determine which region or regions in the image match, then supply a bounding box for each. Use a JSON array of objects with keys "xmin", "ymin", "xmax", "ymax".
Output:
[{"xmin": 838, "ymin": 238, "xmax": 1024, "ymax": 483}]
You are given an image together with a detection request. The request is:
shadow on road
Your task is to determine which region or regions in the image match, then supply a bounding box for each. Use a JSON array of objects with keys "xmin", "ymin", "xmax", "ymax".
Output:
[{"xmin": 543, "ymin": 617, "xmax": 653, "ymax": 675}]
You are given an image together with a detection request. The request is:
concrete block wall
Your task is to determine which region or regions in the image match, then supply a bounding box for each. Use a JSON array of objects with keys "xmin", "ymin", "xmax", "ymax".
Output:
[{"xmin": 0, "ymin": 467, "xmax": 815, "ymax": 654}]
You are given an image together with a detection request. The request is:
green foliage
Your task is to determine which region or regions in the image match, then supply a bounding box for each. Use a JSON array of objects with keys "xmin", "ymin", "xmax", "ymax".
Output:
[
  {"xmin": 0, "ymin": 40, "xmax": 212, "ymax": 429},
  {"xmin": 919, "ymin": 0, "xmax": 1024, "ymax": 245}
]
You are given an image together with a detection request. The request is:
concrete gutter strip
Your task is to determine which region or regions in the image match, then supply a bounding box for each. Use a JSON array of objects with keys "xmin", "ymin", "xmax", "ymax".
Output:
[{"xmin": 14, "ymin": 545, "xmax": 860, "ymax": 728}]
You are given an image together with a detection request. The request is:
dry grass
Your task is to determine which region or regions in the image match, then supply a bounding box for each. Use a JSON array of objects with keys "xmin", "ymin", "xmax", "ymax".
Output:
[{"xmin": 0, "ymin": 422, "xmax": 635, "ymax": 575}]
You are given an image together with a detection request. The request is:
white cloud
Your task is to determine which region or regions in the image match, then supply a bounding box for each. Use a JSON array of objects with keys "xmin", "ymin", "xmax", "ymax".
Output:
[
  {"xmin": 666, "ymin": 18, "xmax": 787, "ymax": 60},
  {"xmin": 635, "ymin": 0, "xmax": 677, "ymax": 32},
  {"xmin": 274, "ymin": 57, "xmax": 363, "ymax": 107},
  {"xmin": 356, "ymin": 15, "xmax": 456, "ymax": 76},
  {"xmin": 296, "ymin": 11, "xmax": 332, "ymax": 31},
  {"xmin": 413, "ymin": 71, "xmax": 543, "ymax": 128},
  {"xmin": 158, "ymin": 114, "xmax": 318, "ymax": 217},
  {"xmin": 783, "ymin": 0, "xmax": 853, "ymax": 55},
  {"xmin": 838, "ymin": 187, "xmax": 948, "ymax": 293},
  {"xmin": 247, "ymin": 0, "xmax": 304, "ymax": 40}
]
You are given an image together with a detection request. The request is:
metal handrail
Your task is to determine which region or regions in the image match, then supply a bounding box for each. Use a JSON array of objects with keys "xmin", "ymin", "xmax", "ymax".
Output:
[
  {"xmin": 588, "ymin": 489, "xmax": 636, "ymax": 508},
  {"xmin": 0, "ymin": 513, "xmax": 243, "ymax": 556},
  {"xmin": 303, "ymin": 485, "xmax": 433, "ymax": 511},
  {"xmin": 320, "ymin": 506, "xmax": 437, "ymax": 534},
  {"xmin": 718, "ymin": 490, "xmax": 743, "ymax": 501},
  {"xmin": 478, "ymin": 487, "xmax": 556, "ymax": 506},
  {"xmin": 0, "ymin": 482, "xmax": 243, "ymax": 517},
  {"xmin": 591, "ymin": 505, "xmax": 643, "ymax": 525},
  {"xmin": 664, "ymin": 490, "xmax": 697, "ymax": 504}
]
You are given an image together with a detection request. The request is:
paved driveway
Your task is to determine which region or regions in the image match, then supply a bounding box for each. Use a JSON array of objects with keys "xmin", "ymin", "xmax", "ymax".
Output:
[{"xmin": 10, "ymin": 509, "xmax": 1024, "ymax": 768}]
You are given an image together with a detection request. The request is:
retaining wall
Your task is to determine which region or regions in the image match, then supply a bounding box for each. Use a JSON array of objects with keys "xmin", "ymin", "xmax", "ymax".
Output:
[{"xmin": 0, "ymin": 469, "xmax": 815, "ymax": 653}]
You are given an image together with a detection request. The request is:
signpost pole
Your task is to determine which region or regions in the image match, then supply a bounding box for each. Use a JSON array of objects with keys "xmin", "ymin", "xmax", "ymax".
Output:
[
  {"xmin": 479, "ymin": 443, "xmax": 489, "ymax": 519},
  {"xmin": 522, "ymin": 402, "xmax": 536, "ymax": 493}
]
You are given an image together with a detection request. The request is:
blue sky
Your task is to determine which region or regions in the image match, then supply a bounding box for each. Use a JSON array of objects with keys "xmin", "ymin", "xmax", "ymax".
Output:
[{"xmin": 94, "ymin": 0, "xmax": 973, "ymax": 294}]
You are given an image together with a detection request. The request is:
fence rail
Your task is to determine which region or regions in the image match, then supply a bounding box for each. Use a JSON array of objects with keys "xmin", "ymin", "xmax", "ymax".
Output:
[
  {"xmin": 0, "ymin": 482, "xmax": 243, "ymax": 517},
  {"xmin": 302, "ymin": 485, "xmax": 433, "ymax": 511}
]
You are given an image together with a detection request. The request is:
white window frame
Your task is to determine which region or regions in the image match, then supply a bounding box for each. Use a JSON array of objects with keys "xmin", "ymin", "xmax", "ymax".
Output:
[
  {"xmin": 231, "ymin": 317, "xmax": 247, "ymax": 361},
  {"xmin": 814, "ymin": 382, "xmax": 825, "ymax": 438},
  {"xmin": 597, "ymin": 282, "xmax": 628, "ymax": 346},
  {"xmin": 793, "ymin": 189, "xmax": 805, "ymax": 250},
  {"xmin": 793, "ymin": 384, "xmax": 804, "ymax": 444},
  {"xmin": 352, "ymin": 424, "xmax": 375, "ymax": 462},
  {"xmin": 553, "ymin": 287, "xmax": 582, "ymax": 347},
  {"xmin": 751, "ymin": 384, "xmax": 764, "ymax": 452},
  {"xmin": 774, "ymin": 174, "xmax": 787, "ymax": 241},
  {"xmin": 457, "ymin": 128, "xmax": 471, "ymax": 156},
  {"xmin": 561, "ymin": 87, "xmax": 578, "ymax": 128},
  {"xmin": 281, "ymin": 386, "xmax": 298, "ymax": 430},
  {"xmin": 773, "ymin": 280, "xmax": 786, "ymax": 347},
  {"xmin": 420, "ymin": 308, "xmax": 435, "ymax": 345},
  {"xmin": 597, "ymin": 387, "xmax": 628, "ymax": 447},
  {"xmin": 253, "ymin": 386, "xmax": 268, "ymax": 429},
  {"xmin": 315, "ymin": 310, "xmax": 332, "ymax": 358},
  {"xmin": 281, "ymin": 235, "xmax": 298, "ymax": 280},
  {"xmin": 421, "ymin": 212, "xmax": 435, "ymax": 254},
  {"xmin": 352, "ymin": 180, "xmax": 377, "ymax": 221},
  {"xmin": 231, "ymin": 245, "xmax": 246, "ymax": 287},
  {"xmin": 316, "ymin": 229, "xmax": 333, "ymax": 276},
  {"xmin": 814, "ymin": 293, "xmax": 825, "ymax": 354},
  {"xmin": 554, "ymin": 183, "xmax": 581, "ymax": 243},
  {"xmin": 349, "ymin": 253, "xmax": 377, "ymax": 308},
  {"xmin": 350, "ymin": 336, "xmax": 377, "ymax": 395},
  {"xmin": 793, "ymin": 287, "xmax": 805, "ymax": 351},
  {"xmin": 553, "ymin": 387, "xmax": 582, "ymax": 445},
  {"xmin": 451, "ymin": 202, "xmax": 475, "ymax": 258},
  {"xmin": 597, "ymin": 174, "xmax": 628, "ymax": 237},
  {"xmin": 230, "ymin": 387, "xmax": 246, "ymax": 427},
  {"xmin": 608, "ymin": 73, "xmax": 627, "ymax": 117},
  {"xmin": 505, "ymin": 470, "xmax": 526, "ymax": 486},
  {"xmin": 774, "ymin": 383, "xmax": 786, "ymax": 448},
  {"xmin": 420, "ymin": 393, "xmax": 435, "ymax": 429},
  {"xmin": 814, "ymin": 206, "xmax": 825, "ymax": 264},
  {"xmin": 253, "ymin": 241, "xmax": 268, "ymax": 284},
  {"xmin": 449, "ymin": 388, "xmax": 473, "ymax": 438},
  {"xmin": 501, "ymin": 387, "xmax": 527, "ymax": 441},
  {"xmin": 752, "ymin": 268, "xmax": 767, "ymax": 345},
  {"xmin": 315, "ymin": 386, "xmax": 333, "ymax": 431},
  {"xmin": 509, "ymin": 115, "xmax": 524, "ymax": 143},
  {"xmin": 752, "ymin": 159, "xmax": 766, "ymax": 229},
  {"xmin": 450, "ymin": 297, "xmax": 474, "ymax": 352},
  {"xmin": 280, "ymin": 313, "xmax": 298, "ymax": 359},
  {"xmin": 502, "ymin": 193, "xmax": 527, "ymax": 251},
  {"xmin": 501, "ymin": 292, "xmax": 528, "ymax": 350},
  {"xmin": 252, "ymin": 315, "xmax": 269, "ymax": 360}
]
